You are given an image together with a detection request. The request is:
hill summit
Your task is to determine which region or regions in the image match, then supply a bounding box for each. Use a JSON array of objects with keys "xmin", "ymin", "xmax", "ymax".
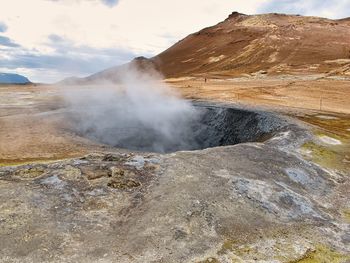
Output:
[{"xmin": 153, "ymin": 12, "xmax": 350, "ymax": 78}]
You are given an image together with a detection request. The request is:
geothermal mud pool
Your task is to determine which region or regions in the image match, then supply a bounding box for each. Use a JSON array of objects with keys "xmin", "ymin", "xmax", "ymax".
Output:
[
  {"xmin": 0, "ymin": 103, "xmax": 350, "ymax": 262},
  {"xmin": 72, "ymin": 103, "xmax": 284, "ymax": 153}
]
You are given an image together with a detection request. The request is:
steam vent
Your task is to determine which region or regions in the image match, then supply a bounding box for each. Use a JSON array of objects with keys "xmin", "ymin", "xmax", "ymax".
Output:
[{"xmin": 75, "ymin": 103, "xmax": 283, "ymax": 153}]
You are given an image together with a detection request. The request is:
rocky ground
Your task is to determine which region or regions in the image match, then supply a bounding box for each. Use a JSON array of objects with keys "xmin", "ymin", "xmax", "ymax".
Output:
[{"xmin": 0, "ymin": 83, "xmax": 350, "ymax": 262}]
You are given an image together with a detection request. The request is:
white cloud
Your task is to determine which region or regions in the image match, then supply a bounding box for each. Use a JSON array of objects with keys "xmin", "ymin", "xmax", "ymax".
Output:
[
  {"xmin": 1, "ymin": 0, "xmax": 265, "ymax": 54},
  {"xmin": 0, "ymin": 0, "xmax": 348, "ymax": 82},
  {"xmin": 258, "ymin": 0, "xmax": 350, "ymax": 19},
  {"xmin": 0, "ymin": 0, "xmax": 269, "ymax": 82}
]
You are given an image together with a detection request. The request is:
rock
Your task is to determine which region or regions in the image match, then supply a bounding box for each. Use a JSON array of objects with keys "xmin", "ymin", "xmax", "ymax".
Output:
[
  {"xmin": 61, "ymin": 165, "xmax": 82, "ymax": 180},
  {"xmin": 80, "ymin": 165, "xmax": 109, "ymax": 180},
  {"xmin": 107, "ymin": 178, "xmax": 141, "ymax": 189},
  {"xmin": 14, "ymin": 166, "xmax": 45, "ymax": 178},
  {"xmin": 102, "ymin": 153, "xmax": 122, "ymax": 162}
]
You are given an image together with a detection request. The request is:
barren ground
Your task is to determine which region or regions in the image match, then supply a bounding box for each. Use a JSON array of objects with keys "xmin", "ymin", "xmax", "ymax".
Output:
[
  {"xmin": 0, "ymin": 85, "xmax": 106, "ymax": 165},
  {"xmin": 0, "ymin": 78, "xmax": 349, "ymax": 262},
  {"xmin": 167, "ymin": 76, "xmax": 350, "ymax": 114}
]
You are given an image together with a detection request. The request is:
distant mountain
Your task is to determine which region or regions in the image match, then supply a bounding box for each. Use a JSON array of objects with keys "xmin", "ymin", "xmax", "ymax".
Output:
[
  {"xmin": 60, "ymin": 12, "xmax": 350, "ymax": 84},
  {"xmin": 57, "ymin": 56, "xmax": 159, "ymax": 85},
  {"xmin": 0, "ymin": 73, "xmax": 30, "ymax": 84}
]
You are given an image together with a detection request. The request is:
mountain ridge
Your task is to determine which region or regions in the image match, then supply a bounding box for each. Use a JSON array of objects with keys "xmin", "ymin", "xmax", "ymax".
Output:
[
  {"xmin": 59, "ymin": 12, "xmax": 350, "ymax": 84},
  {"xmin": 0, "ymin": 73, "xmax": 30, "ymax": 84}
]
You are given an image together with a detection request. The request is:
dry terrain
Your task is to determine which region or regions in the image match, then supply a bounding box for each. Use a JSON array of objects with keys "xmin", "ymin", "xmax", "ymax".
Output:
[
  {"xmin": 0, "ymin": 85, "xmax": 105, "ymax": 165},
  {"xmin": 1, "ymin": 76, "xmax": 350, "ymax": 166},
  {"xmin": 0, "ymin": 80, "xmax": 350, "ymax": 262},
  {"xmin": 167, "ymin": 76, "xmax": 350, "ymax": 114},
  {"xmin": 1, "ymin": 11, "xmax": 350, "ymax": 263}
]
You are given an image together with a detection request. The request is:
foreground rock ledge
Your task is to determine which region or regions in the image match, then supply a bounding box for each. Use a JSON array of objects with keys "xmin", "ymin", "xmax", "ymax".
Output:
[{"xmin": 0, "ymin": 115, "xmax": 349, "ymax": 263}]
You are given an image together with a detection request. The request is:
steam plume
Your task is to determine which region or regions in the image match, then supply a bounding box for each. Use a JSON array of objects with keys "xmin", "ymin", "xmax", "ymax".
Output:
[{"xmin": 60, "ymin": 65, "xmax": 200, "ymax": 153}]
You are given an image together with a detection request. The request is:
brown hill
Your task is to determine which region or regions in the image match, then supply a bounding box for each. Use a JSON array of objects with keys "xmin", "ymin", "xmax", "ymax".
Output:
[
  {"xmin": 57, "ymin": 56, "xmax": 160, "ymax": 85},
  {"xmin": 152, "ymin": 12, "xmax": 350, "ymax": 78},
  {"xmin": 62, "ymin": 12, "xmax": 350, "ymax": 84}
]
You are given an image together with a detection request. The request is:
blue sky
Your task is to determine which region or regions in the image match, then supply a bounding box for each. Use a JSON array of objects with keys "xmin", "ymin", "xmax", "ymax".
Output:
[
  {"xmin": 101, "ymin": 0, "xmax": 119, "ymax": 7},
  {"xmin": 0, "ymin": 0, "xmax": 349, "ymax": 83},
  {"xmin": 0, "ymin": 22, "xmax": 8, "ymax": 33}
]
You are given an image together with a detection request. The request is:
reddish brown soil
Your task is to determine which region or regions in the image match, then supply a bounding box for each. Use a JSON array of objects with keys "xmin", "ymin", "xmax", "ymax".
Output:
[
  {"xmin": 155, "ymin": 12, "xmax": 350, "ymax": 78},
  {"xmin": 167, "ymin": 77, "xmax": 350, "ymax": 114}
]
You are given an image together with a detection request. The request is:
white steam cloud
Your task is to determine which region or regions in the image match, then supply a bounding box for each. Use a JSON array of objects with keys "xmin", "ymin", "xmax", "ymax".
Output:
[{"xmin": 60, "ymin": 66, "xmax": 201, "ymax": 153}]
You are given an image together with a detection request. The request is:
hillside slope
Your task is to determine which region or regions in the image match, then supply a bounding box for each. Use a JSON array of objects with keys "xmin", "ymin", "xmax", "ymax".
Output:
[
  {"xmin": 63, "ymin": 12, "xmax": 350, "ymax": 83},
  {"xmin": 153, "ymin": 12, "xmax": 350, "ymax": 78}
]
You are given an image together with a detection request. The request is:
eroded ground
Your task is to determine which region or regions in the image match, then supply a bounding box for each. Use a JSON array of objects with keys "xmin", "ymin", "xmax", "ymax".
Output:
[
  {"xmin": 167, "ymin": 76, "xmax": 350, "ymax": 114},
  {"xmin": 0, "ymin": 79, "xmax": 349, "ymax": 262}
]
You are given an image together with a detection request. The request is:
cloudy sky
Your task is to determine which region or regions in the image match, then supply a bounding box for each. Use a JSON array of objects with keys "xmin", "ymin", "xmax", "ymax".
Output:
[{"xmin": 0, "ymin": 0, "xmax": 349, "ymax": 83}]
